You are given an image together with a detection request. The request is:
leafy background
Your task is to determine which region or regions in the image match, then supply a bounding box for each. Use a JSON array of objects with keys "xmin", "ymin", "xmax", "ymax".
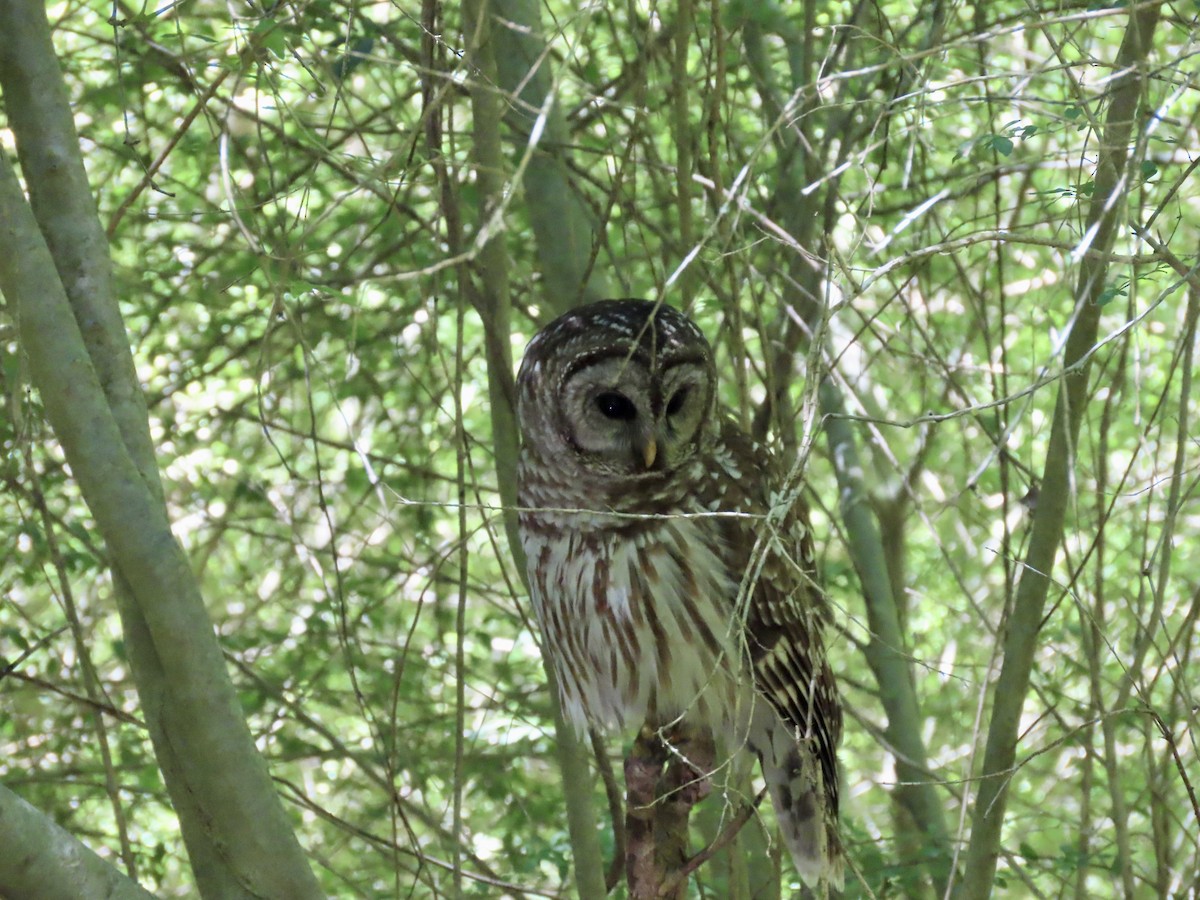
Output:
[{"xmin": 1, "ymin": 0, "xmax": 1198, "ymax": 897}]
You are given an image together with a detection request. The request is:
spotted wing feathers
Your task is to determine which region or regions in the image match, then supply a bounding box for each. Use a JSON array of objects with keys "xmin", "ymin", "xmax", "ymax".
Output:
[{"xmin": 706, "ymin": 426, "xmax": 844, "ymax": 889}]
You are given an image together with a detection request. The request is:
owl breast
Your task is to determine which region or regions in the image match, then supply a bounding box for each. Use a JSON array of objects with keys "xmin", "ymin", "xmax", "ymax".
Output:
[{"xmin": 522, "ymin": 511, "xmax": 753, "ymax": 741}]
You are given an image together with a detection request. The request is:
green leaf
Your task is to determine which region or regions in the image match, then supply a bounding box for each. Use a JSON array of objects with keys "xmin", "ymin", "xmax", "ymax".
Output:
[
  {"xmin": 182, "ymin": 30, "xmax": 219, "ymax": 44},
  {"xmin": 1140, "ymin": 160, "xmax": 1158, "ymax": 179},
  {"xmin": 1097, "ymin": 284, "xmax": 1126, "ymax": 307},
  {"xmin": 253, "ymin": 17, "xmax": 288, "ymax": 57},
  {"xmin": 332, "ymin": 36, "xmax": 375, "ymax": 82},
  {"xmin": 991, "ymin": 135, "xmax": 1014, "ymax": 156},
  {"xmin": 2, "ymin": 626, "xmax": 31, "ymax": 654}
]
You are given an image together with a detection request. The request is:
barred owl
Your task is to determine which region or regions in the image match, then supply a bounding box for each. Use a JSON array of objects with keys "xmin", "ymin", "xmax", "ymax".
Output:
[{"xmin": 516, "ymin": 299, "xmax": 842, "ymax": 889}]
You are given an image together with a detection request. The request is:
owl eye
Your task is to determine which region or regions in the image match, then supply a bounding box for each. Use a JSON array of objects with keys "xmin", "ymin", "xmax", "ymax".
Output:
[
  {"xmin": 665, "ymin": 386, "xmax": 689, "ymax": 416},
  {"xmin": 595, "ymin": 391, "xmax": 637, "ymax": 421}
]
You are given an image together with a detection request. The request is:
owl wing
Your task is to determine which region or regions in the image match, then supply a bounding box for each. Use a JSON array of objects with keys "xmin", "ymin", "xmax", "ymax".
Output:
[{"xmin": 707, "ymin": 424, "xmax": 843, "ymax": 883}]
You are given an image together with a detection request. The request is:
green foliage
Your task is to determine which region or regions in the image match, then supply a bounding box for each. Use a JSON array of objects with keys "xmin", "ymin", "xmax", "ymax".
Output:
[{"xmin": 1, "ymin": 0, "xmax": 1198, "ymax": 897}]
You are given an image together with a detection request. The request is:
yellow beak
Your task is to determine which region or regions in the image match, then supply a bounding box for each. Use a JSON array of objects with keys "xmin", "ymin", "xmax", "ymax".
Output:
[{"xmin": 642, "ymin": 437, "xmax": 658, "ymax": 469}]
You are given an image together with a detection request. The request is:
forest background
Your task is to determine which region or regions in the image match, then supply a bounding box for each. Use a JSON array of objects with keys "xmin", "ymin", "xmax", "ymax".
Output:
[{"xmin": 0, "ymin": 0, "xmax": 1197, "ymax": 898}]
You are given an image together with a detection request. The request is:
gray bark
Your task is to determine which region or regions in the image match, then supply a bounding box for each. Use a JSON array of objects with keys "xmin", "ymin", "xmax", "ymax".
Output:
[{"xmin": 0, "ymin": 3, "xmax": 322, "ymax": 896}]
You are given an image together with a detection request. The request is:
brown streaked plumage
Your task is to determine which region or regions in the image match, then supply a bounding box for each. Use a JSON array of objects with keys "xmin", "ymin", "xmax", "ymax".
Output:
[{"xmin": 516, "ymin": 299, "xmax": 843, "ymax": 890}]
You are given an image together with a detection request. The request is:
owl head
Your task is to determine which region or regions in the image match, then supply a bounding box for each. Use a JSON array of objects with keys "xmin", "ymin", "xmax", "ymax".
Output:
[{"xmin": 516, "ymin": 300, "xmax": 718, "ymax": 488}]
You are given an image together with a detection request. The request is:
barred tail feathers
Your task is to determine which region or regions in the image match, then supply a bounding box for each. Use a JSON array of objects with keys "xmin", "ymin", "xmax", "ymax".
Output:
[{"xmin": 750, "ymin": 706, "xmax": 843, "ymax": 891}]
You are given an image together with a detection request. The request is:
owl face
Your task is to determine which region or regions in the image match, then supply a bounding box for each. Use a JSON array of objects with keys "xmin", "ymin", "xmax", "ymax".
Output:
[{"xmin": 517, "ymin": 300, "xmax": 718, "ymax": 486}]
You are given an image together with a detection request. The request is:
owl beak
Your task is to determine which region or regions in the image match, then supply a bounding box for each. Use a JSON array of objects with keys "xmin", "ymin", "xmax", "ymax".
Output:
[{"xmin": 641, "ymin": 437, "xmax": 658, "ymax": 469}]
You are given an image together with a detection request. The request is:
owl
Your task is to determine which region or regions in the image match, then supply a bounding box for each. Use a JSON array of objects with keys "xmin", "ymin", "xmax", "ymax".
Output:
[{"xmin": 515, "ymin": 299, "xmax": 843, "ymax": 889}]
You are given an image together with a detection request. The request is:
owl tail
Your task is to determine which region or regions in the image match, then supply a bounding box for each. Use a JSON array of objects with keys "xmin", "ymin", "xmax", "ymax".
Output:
[{"xmin": 750, "ymin": 706, "xmax": 844, "ymax": 892}]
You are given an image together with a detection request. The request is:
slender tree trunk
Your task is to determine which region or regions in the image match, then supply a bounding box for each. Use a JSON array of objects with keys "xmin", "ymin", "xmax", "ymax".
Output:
[
  {"xmin": 0, "ymin": 784, "xmax": 157, "ymax": 900},
  {"xmin": 0, "ymin": 3, "xmax": 322, "ymax": 896},
  {"xmin": 486, "ymin": 0, "xmax": 610, "ymax": 309},
  {"xmin": 741, "ymin": 9, "xmax": 957, "ymax": 889},
  {"xmin": 465, "ymin": 2, "xmax": 610, "ymax": 896},
  {"xmin": 958, "ymin": 6, "xmax": 1163, "ymax": 896}
]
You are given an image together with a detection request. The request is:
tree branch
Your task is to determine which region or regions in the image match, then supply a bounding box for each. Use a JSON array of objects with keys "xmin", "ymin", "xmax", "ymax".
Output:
[{"xmin": 0, "ymin": 783, "xmax": 157, "ymax": 900}]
